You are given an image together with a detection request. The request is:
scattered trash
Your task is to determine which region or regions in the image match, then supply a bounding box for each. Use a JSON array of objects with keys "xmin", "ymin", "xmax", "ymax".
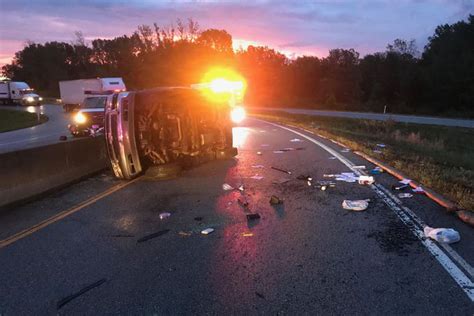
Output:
[
  {"xmin": 178, "ymin": 231, "xmax": 192, "ymax": 237},
  {"xmin": 392, "ymin": 184, "xmax": 409, "ymax": 191},
  {"xmin": 242, "ymin": 232, "xmax": 254, "ymax": 237},
  {"xmin": 252, "ymin": 165, "xmax": 265, "ymax": 169},
  {"xmin": 271, "ymin": 166, "xmax": 292, "ymax": 175},
  {"xmin": 333, "ymin": 172, "xmax": 358, "ymax": 183},
  {"xmin": 358, "ymin": 175, "xmax": 375, "ymax": 185},
  {"xmin": 257, "ymin": 151, "xmax": 263, "ymax": 155},
  {"xmin": 352, "ymin": 165, "xmax": 366, "ymax": 170},
  {"xmin": 282, "ymin": 147, "xmax": 296, "ymax": 152},
  {"xmin": 250, "ymin": 175, "xmax": 264, "ymax": 180},
  {"xmin": 342, "ymin": 199, "xmax": 370, "ymax": 211},
  {"xmin": 398, "ymin": 193, "xmax": 413, "ymax": 199},
  {"xmin": 57, "ymin": 278, "xmax": 107, "ymax": 310},
  {"xmin": 159, "ymin": 212, "xmax": 171, "ymax": 220},
  {"xmin": 137, "ymin": 229, "xmax": 170, "ymax": 243},
  {"xmin": 424, "ymin": 226, "xmax": 460, "ymax": 244},
  {"xmin": 412, "ymin": 186, "xmax": 425, "ymax": 194},
  {"xmin": 247, "ymin": 213, "xmax": 261, "ymax": 220},
  {"xmin": 194, "ymin": 216, "xmax": 203, "ymax": 221},
  {"xmin": 328, "ymin": 156, "xmax": 337, "ymax": 160},
  {"xmin": 238, "ymin": 185, "xmax": 245, "ymax": 192},
  {"xmin": 59, "ymin": 135, "xmax": 67, "ymax": 141},
  {"xmin": 341, "ymin": 148, "xmax": 350, "ymax": 153},
  {"xmin": 376, "ymin": 143, "xmax": 386, "ymax": 148},
  {"xmin": 269, "ymin": 195, "xmax": 284, "ymax": 205},
  {"xmin": 273, "ymin": 150, "xmax": 285, "ymax": 154},
  {"xmin": 201, "ymin": 228, "xmax": 215, "ymax": 235},
  {"xmin": 370, "ymin": 166, "xmax": 383, "ymax": 174},
  {"xmin": 290, "ymin": 138, "xmax": 303, "ymax": 142},
  {"xmin": 399, "ymin": 179, "xmax": 412, "ymax": 185},
  {"xmin": 222, "ymin": 183, "xmax": 234, "ymax": 191}
]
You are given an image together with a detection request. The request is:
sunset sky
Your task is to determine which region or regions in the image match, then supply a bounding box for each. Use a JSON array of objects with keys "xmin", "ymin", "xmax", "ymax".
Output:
[{"xmin": 0, "ymin": 0, "xmax": 472, "ymax": 67}]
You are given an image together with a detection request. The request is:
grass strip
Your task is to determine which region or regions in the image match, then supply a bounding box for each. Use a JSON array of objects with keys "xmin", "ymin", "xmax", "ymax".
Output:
[{"xmin": 0, "ymin": 108, "xmax": 48, "ymax": 133}]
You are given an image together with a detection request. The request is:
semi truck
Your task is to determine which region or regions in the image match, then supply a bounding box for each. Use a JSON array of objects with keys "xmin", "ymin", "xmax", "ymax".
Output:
[
  {"xmin": 59, "ymin": 78, "xmax": 126, "ymax": 112},
  {"xmin": 0, "ymin": 80, "xmax": 42, "ymax": 105}
]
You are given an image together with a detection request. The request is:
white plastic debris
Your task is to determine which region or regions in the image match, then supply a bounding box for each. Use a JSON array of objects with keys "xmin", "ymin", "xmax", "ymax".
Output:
[
  {"xmin": 222, "ymin": 183, "xmax": 234, "ymax": 191},
  {"xmin": 412, "ymin": 186, "xmax": 425, "ymax": 194},
  {"xmin": 201, "ymin": 228, "xmax": 215, "ymax": 235},
  {"xmin": 399, "ymin": 178, "xmax": 412, "ymax": 185},
  {"xmin": 358, "ymin": 175, "xmax": 375, "ymax": 185},
  {"xmin": 342, "ymin": 199, "xmax": 370, "ymax": 211},
  {"xmin": 257, "ymin": 151, "xmax": 262, "ymax": 155},
  {"xmin": 398, "ymin": 193, "xmax": 413, "ymax": 198},
  {"xmin": 159, "ymin": 212, "xmax": 171, "ymax": 220},
  {"xmin": 250, "ymin": 175, "xmax": 264, "ymax": 180},
  {"xmin": 290, "ymin": 138, "xmax": 303, "ymax": 142},
  {"xmin": 352, "ymin": 165, "xmax": 366, "ymax": 170},
  {"xmin": 424, "ymin": 226, "xmax": 460, "ymax": 244},
  {"xmin": 334, "ymin": 172, "xmax": 358, "ymax": 183},
  {"xmin": 273, "ymin": 150, "xmax": 285, "ymax": 154}
]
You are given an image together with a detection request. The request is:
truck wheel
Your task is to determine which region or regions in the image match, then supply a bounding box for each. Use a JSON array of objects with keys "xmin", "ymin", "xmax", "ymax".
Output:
[
  {"xmin": 143, "ymin": 162, "xmax": 182, "ymax": 180},
  {"xmin": 215, "ymin": 147, "xmax": 238, "ymax": 160}
]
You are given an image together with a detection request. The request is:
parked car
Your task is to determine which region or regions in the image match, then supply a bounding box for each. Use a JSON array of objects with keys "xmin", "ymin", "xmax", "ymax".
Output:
[
  {"xmin": 59, "ymin": 77, "xmax": 126, "ymax": 112},
  {"xmin": 105, "ymin": 86, "xmax": 240, "ymax": 179},
  {"xmin": 0, "ymin": 80, "xmax": 42, "ymax": 105},
  {"xmin": 68, "ymin": 96, "xmax": 108, "ymax": 137}
]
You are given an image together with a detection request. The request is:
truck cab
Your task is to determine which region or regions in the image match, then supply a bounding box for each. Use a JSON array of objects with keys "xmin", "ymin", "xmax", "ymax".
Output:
[{"xmin": 0, "ymin": 81, "xmax": 42, "ymax": 106}]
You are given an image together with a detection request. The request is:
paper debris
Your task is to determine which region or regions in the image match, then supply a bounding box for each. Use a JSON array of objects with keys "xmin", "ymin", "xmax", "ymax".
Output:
[
  {"xmin": 358, "ymin": 175, "xmax": 375, "ymax": 185},
  {"xmin": 352, "ymin": 165, "xmax": 366, "ymax": 170},
  {"xmin": 342, "ymin": 199, "xmax": 370, "ymax": 211},
  {"xmin": 222, "ymin": 183, "xmax": 234, "ymax": 191}
]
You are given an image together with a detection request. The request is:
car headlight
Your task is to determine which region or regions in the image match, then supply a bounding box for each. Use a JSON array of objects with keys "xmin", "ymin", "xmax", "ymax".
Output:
[
  {"xmin": 39, "ymin": 97, "xmax": 43, "ymax": 101},
  {"xmin": 26, "ymin": 96, "xmax": 34, "ymax": 102},
  {"xmin": 230, "ymin": 106, "xmax": 246, "ymax": 123},
  {"xmin": 74, "ymin": 112, "xmax": 87, "ymax": 124}
]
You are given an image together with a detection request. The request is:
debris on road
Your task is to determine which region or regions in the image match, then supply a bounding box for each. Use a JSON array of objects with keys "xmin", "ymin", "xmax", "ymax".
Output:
[
  {"xmin": 269, "ymin": 195, "xmax": 284, "ymax": 205},
  {"xmin": 353, "ymin": 165, "xmax": 366, "ymax": 170},
  {"xmin": 273, "ymin": 150, "xmax": 285, "ymax": 154},
  {"xmin": 159, "ymin": 212, "xmax": 171, "ymax": 220},
  {"xmin": 252, "ymin": 165, "xmax": 265, "ymax": 169},
  {"xmin": 250, "ymin": 175, "xmax": 264, "ymax": 180},
  {"xmin": 137, "ymin": 229, "xmax": 170, "ymax": 243},
  {"xmin": 201, "ymin": 228, "xmax": 215, "ymax": 235},
  {"xmin": 398, "ymin": 193, "xmax": 413, "ymax": 199},
  {"xmin": 424, "ymin": 226, "xmax": 460, "ymax": 244},
  {"xmin": 392, "ymin": 184, "xmax": 409, "ymax": 191},
  {"xmin": 271, "ymin": 166, "xmax": 292, "ymax": 175},
  {"xmin": 315, "ymin": 181, "xmax": 336, "ymax": 191},
  {"xmin": 328, "ymin": 156, "xmax": 337, "ymax": 160},
  {"xmin": 59, "ymin": 135, "xmax": 67, "ymax": 141},
  {"xmin": 222, "ymin": 183, "xmax": 234, "ymax": 191},
  {"xmin": 358, "ymin": 175, "xmax": 375, "ymax": 185},
  {"xmin": 247, "ymin": 213, "xmax": 261, "ymax": 220},
  {"xmin": 333, "ymin": 172, "xmax": 358, "ymax": 183},
  {"xmin": 238, "ymin": 185, "xmax": 245, "ymax": 192},
  {"xmin": 342, "ymin": 199, "xmax": 370, "ymax": 211},
  {"xmin": 412, "ymin": 186, "xmax": 425, "ymax": 194},
  {"xmin": 341, "ymin": 148, "xmax": 350, "ymax": 153},
  {"xmin": 370, "ymin": 167, "xmax": 383, "ymax": 174},
  {"xmin": 399, "ymin": 178, "xmax": 412, "ymax": 185},
  {"xmin": 57, "ymin": 278, "xmax": 107, "ymax": 310},
  {"xmin": 257, "ymin": 151, "xmax": 263, "ymax": 155},
  {"xmin": 290, "ymin": 138, "xmax": 303, "ymax": 142}
]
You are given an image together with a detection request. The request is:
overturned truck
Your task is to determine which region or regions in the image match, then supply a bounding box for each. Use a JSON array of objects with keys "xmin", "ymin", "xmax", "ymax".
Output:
[{"xmin": 105, "ymin": 87, "xmax": 238, "ymax": 179}]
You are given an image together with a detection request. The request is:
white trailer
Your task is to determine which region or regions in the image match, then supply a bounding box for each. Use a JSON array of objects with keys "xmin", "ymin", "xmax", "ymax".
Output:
[
  {"xmin": 0, "ymin": 80, "xmax": 42, "ymax": 105},
  {"xmin": 59, "ymin": 77, "xmax": 126, "ymax": 112}
]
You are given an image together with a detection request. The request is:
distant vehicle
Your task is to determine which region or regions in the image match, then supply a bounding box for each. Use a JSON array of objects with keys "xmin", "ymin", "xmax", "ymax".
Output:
[
  {"xmin": 0, "ymin": 80, "xmax": 42, "ymax": 106},
  {"xmin": 59, "ymin": 77, "xmax": 126, "ymax": 112},
  {"xmin": 68, "ymin": 96, "xmax": 108, "ymax": 137},
  {"xmin": 105, "ymin": 83, "xmax": 243, "ymax": 180}
]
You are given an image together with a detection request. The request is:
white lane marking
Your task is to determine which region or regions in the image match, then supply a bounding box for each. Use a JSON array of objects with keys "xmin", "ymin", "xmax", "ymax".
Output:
[{"xmin": 262, "ymin": 120, "xmax": 474, "ymax": 302}]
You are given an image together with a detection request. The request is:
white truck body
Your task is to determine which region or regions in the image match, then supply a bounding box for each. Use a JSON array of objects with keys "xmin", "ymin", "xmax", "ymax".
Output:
[
  {"xmin": 0, "ymin": 81, "xmax": 42, "ymax": 105},
  {"xmin": 59, "ymin": 78, "xmax": 126, "ymax": 112}
]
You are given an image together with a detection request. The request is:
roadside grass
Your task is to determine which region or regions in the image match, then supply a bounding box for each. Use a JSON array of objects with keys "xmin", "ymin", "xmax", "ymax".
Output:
[
  {"xmin": 252, "ymin": 110, "xmax": 474, "ymax": 211},
  {"xmin": 0, "ymin": 108, "xmax": 48, "ymax": 133}
]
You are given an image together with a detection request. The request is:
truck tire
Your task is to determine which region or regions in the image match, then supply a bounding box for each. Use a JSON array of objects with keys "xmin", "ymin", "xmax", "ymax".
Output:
[{"xmin": 143, "ymin": 162, "xmax": 182, "ymax": 180}]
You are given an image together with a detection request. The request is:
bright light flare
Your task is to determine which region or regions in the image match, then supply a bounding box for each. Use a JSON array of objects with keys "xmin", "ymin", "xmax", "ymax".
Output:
[
  {"xmin": 74, "ymin": 112, "xmax": 87, "ymax": 124},
  {"xmin": 230, "ymin": 106, "xmax": 246, "ymax": 123},
  {"xmin": 210, "ymin": 79, "xmax": 244, "ymax": 94},
  {"xmin": 26, "ymin": 96, "xmax": 34, "ymax": 102}
]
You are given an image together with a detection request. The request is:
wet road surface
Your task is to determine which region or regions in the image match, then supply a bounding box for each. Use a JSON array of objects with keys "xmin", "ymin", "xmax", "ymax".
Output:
[
  {"xmin": 0, "ymin": 104, "xmax": 70, "ymax": 153},
  {"xmin": 0, "ymin": 118, "xmax": 473, "ymax": 314}
]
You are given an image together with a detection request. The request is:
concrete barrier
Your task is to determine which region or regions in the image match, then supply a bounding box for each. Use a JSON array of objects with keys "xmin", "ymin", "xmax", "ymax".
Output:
[{"xmin": 0, "ymin": 137, "xmax": 108, "ymax": 208}]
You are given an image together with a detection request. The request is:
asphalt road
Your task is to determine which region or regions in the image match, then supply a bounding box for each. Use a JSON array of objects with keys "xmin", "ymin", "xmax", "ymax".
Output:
[
  {"xmin": 0, "ymin": 118, "xmax": 472, "ymax": 314},
  {"xmin": 256, "ymin": 107, "xmax": 474, "ymax": 128},
  {"xmin": 0, "ymin": 104, "xmax": 70, "ymax": 153}
]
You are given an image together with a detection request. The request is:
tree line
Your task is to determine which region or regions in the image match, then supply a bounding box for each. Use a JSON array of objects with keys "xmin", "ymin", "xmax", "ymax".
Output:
[{"xmin": 2, "ymin": 15, "xmax": 473, "ymax": 117}]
